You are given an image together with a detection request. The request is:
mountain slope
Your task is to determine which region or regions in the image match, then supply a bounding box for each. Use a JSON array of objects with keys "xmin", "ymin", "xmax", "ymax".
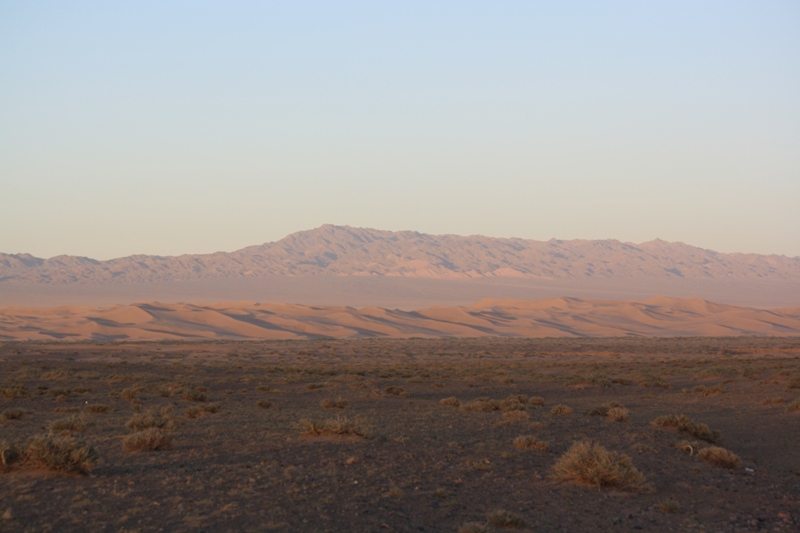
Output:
[{"xmin": 1, "ymin": 225, "xmax": 799, "ymax": 284}]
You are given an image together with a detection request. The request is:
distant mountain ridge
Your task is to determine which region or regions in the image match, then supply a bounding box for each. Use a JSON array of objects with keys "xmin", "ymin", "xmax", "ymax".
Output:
[{"xmin": 2, "ymin": 225, "xmax": 799, "ymax": 284}]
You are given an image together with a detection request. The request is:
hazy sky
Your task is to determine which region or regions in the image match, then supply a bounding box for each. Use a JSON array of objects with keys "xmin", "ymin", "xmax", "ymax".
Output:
[{"xmin": 1, "ymin": 1, "xmax": 798, "ymax": 259}]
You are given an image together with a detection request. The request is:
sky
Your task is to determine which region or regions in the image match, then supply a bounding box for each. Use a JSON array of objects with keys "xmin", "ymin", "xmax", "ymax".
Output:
[{"xmin": 1, "ymin": 1, "xmax": 799, "ymax": 260}]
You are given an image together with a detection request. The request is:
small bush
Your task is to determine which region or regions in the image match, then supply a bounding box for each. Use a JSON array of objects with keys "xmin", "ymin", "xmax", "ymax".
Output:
[
  {"xmin": 651, "ymin": 414, "xmax": 721, "ymax": 443},
  {"xmin": 457, "ymin": 522, "xmax": 491, "ymax": 533},
  {"xmin": 257, "ymin": 400, "xmax": 272, "ymax": 409},
  {"xmin": 762, "ymin": 397, "xmax": 785, "ymax": 405},
  {"xmin": 786, "ymin": 377, "xmax": 800, "ymax": 390},
  {"xmin": 2, "ymin": 408, "xmax": 28, "ymax": 420},
  {"xmin": 551, "ymin": 439, "xmax": 648, "ymax": 490},
  {"xmin": 607, "ymin": 407, "xmax": 629, "ymax": 422},
  {"xmin": 550, "ymin": 404, "xmax": 573, "ymax": 415},
  {"xmin": 587, "ymin": 402, "xmax": 622, "ymax": 417},
  {"xmin": 119, "ymin": 388, "xmax": 139, "ymax": 401},
  {"xmin": 384, "ymin": 386, "xmax": 408, "ymax": 397},
  {"xmin": 460, "ymin": 398, "xmax": 501, "ymax": 412},
  {"xmin": 1, "ymin": 441, "xmax": 21, "ymax": 469},
  {"xmin": 513, "ymin": 435, "xmax": 549, "ymax": 452},
  {"xmin": 185, "ymin": 403, "xmax": 220, "ymax": 419},
  {"xmin": 697, "ymin": 446, "xmax": 741, "ymax": 468},
  {"xmin": 182, "ymin": 390, "xmax": 208, "ymax": 402},
  {"xmin": 320, "ymin": 397, "xmax": 349, "ymax": 409},
  {"xmin": 84, "ymin": 404, "xmax": 112, "ymax": 414},
  {"xmin": 0, "ymin": 385, "xmax": 29, "ymax": 399},
  {"xmin": 657, "ymin": 498, "xmax": 680, "ymax": 513},
  {"xmin": 24, "ymin": 433, "xmax": 99, "ymax": 474},
  {"xmin": 73, "ymin": 386, "xmax": 92, "ymax": 394},
  {"xmin": 528, "ymin": 396, "xmax": 546, "ymax": 406},
  {"xmin": 126, "ymin": 407, "xmax": 174, "ymax": 432},
  {"xmin": 487, "ymin": 509, "xmax": 525, "ymax": 528},
  {"xmin": 50, "ymin": 414, "xmax": 91, "ymax": 434},
  {"xmin": 298, "ymin": 416, "xmax": 373, "ymax": 439},
  {"xmin": 502, "ymin": 410, "xmax": 529, "ymax": 421},
  {"xmin": 123, "ymin": 428, "xmax": 174, "ymax": 452},
  {"xmin": 439, "ymin": 396, "xmax": 460, "ymax": 407},
  {"xmin": 786, "ymin": 399, "xmax": 800, "ymax": 413}
]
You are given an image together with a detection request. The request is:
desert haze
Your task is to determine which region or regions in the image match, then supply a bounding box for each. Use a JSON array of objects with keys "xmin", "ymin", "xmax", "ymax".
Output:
[
  {"xmin": 2, "ymin": 296, "xmax": 799, "ymax": 342},
  {"xmin": 2, "ymin": 225, "xmax": 799, "ymax": 309}
]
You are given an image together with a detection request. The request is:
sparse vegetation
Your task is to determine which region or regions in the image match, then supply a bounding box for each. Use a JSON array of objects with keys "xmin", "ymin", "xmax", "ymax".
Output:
[
  {"xmin": 23, "ymin": 433, "xmax": 99, "ymax": 474},
  {"xmin": 697, "ymin": 446, "xmax": 741, "ymax": 468},
  {"xmin": 298, "ymin": 416, "xmax": 373, "ymax": 438},
  {"xmin": 185, "ymin": 403, "xmax": 220, "ymax": 418},
  {"xmin": 551, "ymin": 440, "xmax": 648, "ymax": 490},
  {"xmin": 2, "ymin": 407, "xmax": 28, "ymax": 420},
  {"xmin": 123, "ymin": 428, "xmax": 174, "ymax": 452},
  {"xmin": 126, "ymin": 407, "xmax": 175, "ymax": 432},
  {"xmin": 320, "ymin": 397, "xmax": 349, "ymax": 409},
  {"xmin": 513, "ymin": 435, "xmax": 549, "ymax": 452},
  {"xmin": 486, "ymin": 509, "xmax": 525, "ymax": 528},
  {"xmin": 550, "ymin": 404, "xmax": 573, "ymax": 415},
  {"xmin": 439, "ymin": 396, "xmax": 460, "ymax": 407},
  {"xmin": 651, "ymin": 414, "xmax": 722, "ymax": 443}
]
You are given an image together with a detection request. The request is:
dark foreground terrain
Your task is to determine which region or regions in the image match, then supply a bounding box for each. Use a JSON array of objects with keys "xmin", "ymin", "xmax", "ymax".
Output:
[{"xmin": 1, "ymin": 337, "xmax": 799, "ymax": 532}]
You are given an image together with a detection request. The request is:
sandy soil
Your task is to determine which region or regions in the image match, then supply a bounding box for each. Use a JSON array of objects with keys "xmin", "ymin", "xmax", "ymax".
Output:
[
  {"xmin": 1, "ymin": 337, "xmax": 799, "ymax": 532},
  {"xmin": 1, "ymin": 297, "xmax": 799, "ymax": 342}
]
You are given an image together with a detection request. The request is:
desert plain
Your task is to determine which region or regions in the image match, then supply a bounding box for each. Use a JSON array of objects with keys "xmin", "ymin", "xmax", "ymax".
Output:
[{"xmin": 1, "ymin": 335, "xmax": 799, "ymax": 532}]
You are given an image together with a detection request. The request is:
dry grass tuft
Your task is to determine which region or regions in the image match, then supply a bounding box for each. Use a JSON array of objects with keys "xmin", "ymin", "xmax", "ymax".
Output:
[
  {"xmin": 384, "ymin": 386, "xmax": 408, "ymax": 397},
  {"xmin": 126, "ymin": 407, "xmax": 175, "ymax": 432},
  {"xmin": 651, "ymin": 414, "xmax": 722, "ymax": 443},
  {"xmin": 84, "ymin": 403, "xmax": 112, "ymax": 414},
  {"xmin": 186, "ymin": 403, "xmax": 220, "ymax": 418},
  {"xmin": 697, "ymin": 446, "xmax": 741, "ymax": 468},
  {"xmin": 457, "ymin": 522, "xmax": 491, "ymax": 533},
  {"xmin": 320, "ymin": 397, "xmax": 349, "ymax": 409},
  {"xmin": 502, "ymin": 410, "xmax": 529, "ymax": 421},
  {"xmin": 657, "ymin": 498, "xmax": 680, "ymax": 513},
  {"xmin": 1, "ymin": 441, "xmax": 21, "ymax": 469},
  {"xmin": 550, "ymin": 404, "xmax": 573, "ymax": 415},
  {"xmin": 2, "ymin": 408, "xmax": 28, "ymax": 420},
  {"xmin": 439, "ymin": 396, "xmax": 460, "ymax": 407},
  {"xmin": 298, "ymin": 416, "xmax": 373, "ymax": 439},
  {"xmin": 513, "ymin": 435, "xmax": 549, "ymax": 452},
  {"xmin": 50, "ymin": 414, "xmax": 91, "ymax": 434},
  {"xmin": 24, "ymin": 433, "xmax": 99, "ymax": 474},
  {"xmin": 528, "ymin": 396, "xmax": 546, "ymax": 406},
  {"xmin": 123, "ymin": 428, "xmax": 174, "ymax": 452},
  {"xmin": 0, "ymin": 385, "xmax": 29, "ymax": 399},
  {"xmin": 762, "ymin": 397, "xmax": 785, "ymax": 405},
  {"xmin": 607, "ymin": 407, "xmax": 629, "ymax": 422},
  {"xmin": 786, "ymin": 399, "xmax": 800, "ymax": 413},
  {"xmin": 551, "ymin": 439, "xmax": 648, "ymax": 490},
  {"xmin": 257, "ymin": 400, "xmax": 272, "ymax": 409},
  {"xmin": 486, "ymin": 509, "xmax": 525, "ymax": 528}
]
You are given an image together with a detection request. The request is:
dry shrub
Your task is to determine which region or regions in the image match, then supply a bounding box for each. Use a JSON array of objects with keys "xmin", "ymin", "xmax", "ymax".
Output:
[
  {"xmin": 320, "ymin": 397, "xmax": 349, "ymax": 409},
  {"xmin": 119, "ymin": 388, "xmax": 139, "ymax": 401},
  {"xmin": 587, "ymin": 402, "xmax": 623, "ymax": 417},
  {"xmin": 657, "ymin": 498, "xmax": 680, "ymax": 513},
  {"xmin": 457, "ymin": 522, "xmax": 491, "ymax": 533},
  {"xmin": 787, "ymin": 377, "xmax": 800, "ymax": 390},
  {"xmin": 298, "ymin": 416, "xmax": 373, "ymax": 439},
  {"xmin": 2, "ymin": 408, "xmax": 28, "ymax": 420},
  {"xmin": 550, "ymin": 404, "xmax": 573, "ymax": 415},
  {"xmin": 84, "ymin": 404, "xmax": 112, "ymax": 414},
  {"xmin": 551, "ymin": 439, "xmax": 648, "ymax": 490},
  {"xmin": 502, "ymin": 410, "xmax": 529, "ymax": 421},
  {"xmin": 651, "ymin": 414, "xmax": 721, "ymax": 443},
  {"xmin": 73, "ymin": 386, "xmax": 92, "ymax": 394},
  {"xmin": 683, "ymin": 385, "xmax": 725, "ymax": 396},
  {"xmin": 460, "ymin": 398, "xmax": 501, "ymax": 412},
  {"xmin": 50, "ymin": 414, "xmax": 91, "ymax": 434},
  {"xmin": 528, "ymin": 396, "xmax": 546, "ymax": 406},
  {"xmin": 123, "ymin": 428, "xmax": 174, "ymax": 452},
  {"xmin": 607, "ymin": 407, "xmax": 629, "ymax": 422},
  {"xmin": 384, "ymin": 386, "xmax": 408, "ymax": 397},
  {"xmin": 257, "ymin": 400, "xmax": 272, "ymax": 409},
  {"xmin": 513, "ymin": 435, "xmax": 549, "ymax": 452},
  {"xmin": 185, "ymin": 403, "xmax": 220, "ymax": 418},
  {"xmin": 256, "ymin": 385, "xmax": 272, "ymax": 392},
  {"xmin": 439, "ymin": 396, "xmax": 460, "ymax": 407},
  {"xmin": 0, "ymin": 385, "xmax": 29, "ymax": 399},
  {"xmin": 786, "ymin": 399, "xmax": 800, "ymax": 413},
  {"xmin": 1, "ymin": 442, "xmax": 21, "ymax": 469},
  {"xmin": 126, "ymin": 407, "xmax": 174, "ymax": 432},
  {"xmin": 762, "ymin": 397, "xmax": 785, "ymax": 405},
  {"xmin": 697, "ymin": 446, "xmax": 741, "ymax": 468},
  {"xmin": 487, "ymin": 509, "xmax": 525, "ymax": 528},
  {"xmin": 182, "ymin": 390, "xmax": 208, "ymax": 402},
  {"xmin": 24, "ymin": 433, "xmax": 99, "ymax": 474}
]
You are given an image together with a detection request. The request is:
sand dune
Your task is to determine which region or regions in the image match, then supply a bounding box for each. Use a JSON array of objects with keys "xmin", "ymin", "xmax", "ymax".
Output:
[{"xmin": 2, "ymin": 297, "xmax": 799, "ymax": 342}]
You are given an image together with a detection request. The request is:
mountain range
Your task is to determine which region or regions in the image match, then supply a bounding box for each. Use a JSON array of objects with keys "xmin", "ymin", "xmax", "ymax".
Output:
[{"xmin": 2, "ymin": 225, "xmax": 799, "ymax": 284}]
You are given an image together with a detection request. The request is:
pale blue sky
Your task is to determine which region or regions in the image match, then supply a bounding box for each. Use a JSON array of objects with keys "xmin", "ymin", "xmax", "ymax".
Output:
[{"xmin": 1, "ymin": 1, "xmax": 798, "ymax": 259}]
